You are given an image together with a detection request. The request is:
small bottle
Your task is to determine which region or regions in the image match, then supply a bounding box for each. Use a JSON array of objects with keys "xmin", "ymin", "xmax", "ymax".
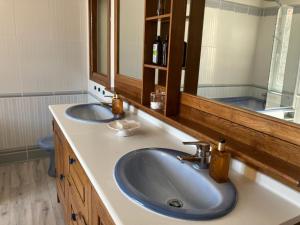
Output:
[
  {"xmin": 112, "ymin": 93, "xmax": 124, "ymax": 116},
  {"xmin": 152, "ymin": 36, "xmax": 162, "ymax": 65},
  {"xmin": 161, "ymin": 36, "xmax": 168, "ymax": 67},
  {"xmin": 209, "ymin": 140, "xmax": 231, "ymax": 183}
]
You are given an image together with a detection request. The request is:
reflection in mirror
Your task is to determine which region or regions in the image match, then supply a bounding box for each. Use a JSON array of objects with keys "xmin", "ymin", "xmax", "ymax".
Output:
[
  {"xmin": 118, "ymin": 0, "xmax": 145, "ymax": 79},
  {"xmin": 183, "ymin": 0, "xmax": 300, "ymax": 124},
  {"xmin": 96, "ymin": 0, "xmax": 109, "ymax": 75},
  {"xmin": 90, "ymin": 0, "xmax": 110, "ymax": 86}
]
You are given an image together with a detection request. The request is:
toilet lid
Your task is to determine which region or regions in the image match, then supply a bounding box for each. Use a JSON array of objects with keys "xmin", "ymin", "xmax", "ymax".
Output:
[{"xmin": 38, "ymin": 136, "xmax": 54, "ymax": 151}]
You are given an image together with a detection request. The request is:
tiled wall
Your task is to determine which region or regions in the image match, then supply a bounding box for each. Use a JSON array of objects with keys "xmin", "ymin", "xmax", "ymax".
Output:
[
  {"xmin": 0, "ymin": 0, "xmax": 89, "ymax": 163},
  {"xmin": 199, "ymin": 0, "xmax": 262, "ymax": 95},
  {"xmin": 197, "ymin": 0, "xmax": 300, "ymax": 99},
  {"xmin": 0, "ymin": 0, "xmax": 88, "ymax": 94},
  {"xmin": 119, "ymin": 0, "xmax": 145, "ymax": 79},
  {"xmin": 197, "ymin": 85, "xmax": 267, "ymax": 100},
  {"xmin": 0, "ymin": 94, "xmax": 88, "ymax": 163}
]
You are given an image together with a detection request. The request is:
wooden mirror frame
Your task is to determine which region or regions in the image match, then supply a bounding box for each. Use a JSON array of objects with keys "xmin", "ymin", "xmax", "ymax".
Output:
[
  {"xmin": 113, "ymin": 0, "xmax": 300, "ymax": 191},
  {"xmin": 89, "ymin": 0, "xmax": 111, "ymax": 87}
]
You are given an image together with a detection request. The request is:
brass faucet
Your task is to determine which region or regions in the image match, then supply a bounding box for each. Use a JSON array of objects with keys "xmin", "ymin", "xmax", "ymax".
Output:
[{"xmin": 177, "ymin": 141, "xmax": 211, "ymax": 169}]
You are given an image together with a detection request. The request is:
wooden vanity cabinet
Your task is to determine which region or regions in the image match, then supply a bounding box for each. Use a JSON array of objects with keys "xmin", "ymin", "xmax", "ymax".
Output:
[
  {"xmin": 54, "ymin": 120, "xmax": 70, "ymax": 223},
  {"xmin": 69, "ymin": 191, "xmax": 89, "ymax": 225},
  {"xmin": 68, "ymin": 149, "xmax": 92, "ymax": 225},
  {"xmin": 91, "ymin": 188, "xmax": 115, "ymax": 225},
  {"xmin": 53, "ymin": 120, "xmax": 115, "ymax": 225}
]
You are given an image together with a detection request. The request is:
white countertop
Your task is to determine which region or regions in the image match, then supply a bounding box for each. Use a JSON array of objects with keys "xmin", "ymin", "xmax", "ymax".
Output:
[{"xmin": 50, "ymin": 104, "xmax": 300, "ymax": 225}]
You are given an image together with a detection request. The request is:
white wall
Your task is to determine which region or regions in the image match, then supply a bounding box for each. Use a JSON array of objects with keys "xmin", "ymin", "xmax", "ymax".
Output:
[
  {"xmin": 252, "ymin": 15, "xmax": 277, "ymax": 88},
  {"xmin": 284, "ymin": 13, "xmax": 300, "ymax": 93},
  {"xmin": 0, "ymin": 0, "xmax": 89, "ymax": 158},
  {"xmin": 0, "ymin": 0, "xmax": 88, "ymax": 94},
  {"xmin": 118, "ymin": 0, "xmax": 144, "ymax": 79},
  {"xmin": 198, "ymin": 1, "xmax": 300, "ymax": 101},
  {"xmin": 196, "ymin": 2, "xmax": 263, "ymax": 99},
  {"xmin": 263, "ymin": 0, "xmax": 300, "ymax": 7},
  {"xmin": 232, "ymin": 0, "xmax": 263, "ymax": 7},
  {"xmin": 97, "ymin": 0, "xmax": 109, "ymax": 75},
  {"xmin": 200, "ymin": 7, "xmax": 260, "ymax": 86}
]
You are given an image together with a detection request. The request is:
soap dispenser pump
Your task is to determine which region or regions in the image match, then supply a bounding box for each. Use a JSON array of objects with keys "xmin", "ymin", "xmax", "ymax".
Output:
[
  {"xmin": 112, "ymin": 93, "xmax": 124, "ymax": 117},
  {"xmin": 209, "ymin": 140, "xmax": 231, "ymax": 183}
]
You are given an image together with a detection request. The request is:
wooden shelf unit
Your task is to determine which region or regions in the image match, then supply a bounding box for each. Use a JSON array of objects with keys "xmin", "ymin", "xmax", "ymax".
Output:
[
  {"xmin": 142, "ymin": 0, "xmax": 188, "ymax": 116},
  {"xmin": 145, "ymin": 14, "xmax": 171, "ymax": 22},
  {"xmin": 144, "ymin": 63, "xmax": 168, "ymax": 71}
]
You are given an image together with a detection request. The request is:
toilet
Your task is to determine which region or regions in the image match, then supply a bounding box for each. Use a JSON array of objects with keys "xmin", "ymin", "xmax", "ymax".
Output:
[{"xmin": 38, "ymin": 136, "xmax": 55, "ymax": 177}]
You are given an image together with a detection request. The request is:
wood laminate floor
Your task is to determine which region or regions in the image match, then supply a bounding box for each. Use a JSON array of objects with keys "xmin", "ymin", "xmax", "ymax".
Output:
[{"xmin": 0, "ymin": 159, "xmax": 65, "ymax": 225}]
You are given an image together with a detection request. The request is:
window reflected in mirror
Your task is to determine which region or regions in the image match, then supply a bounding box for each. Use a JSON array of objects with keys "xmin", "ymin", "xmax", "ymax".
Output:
[
  {"xmin": 118, "ymin": 0, "xmax": 145, "ymax": 79},
  {"xmin": 96, "ymin": 0, "xmax": 109, "ymax": 75},
  {"xmin": 183, "ymin": 0, "xmax": 300, "ymax": 124},
  {"xmin": 89, "ymin": 0, "xmax": 110, "ymax": 86}
]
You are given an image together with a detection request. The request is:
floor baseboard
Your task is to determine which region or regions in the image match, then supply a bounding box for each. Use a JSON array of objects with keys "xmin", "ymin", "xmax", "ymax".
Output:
[{"xmin": 0, "ymin": 147, "xmax": 49, "ymax": 165}]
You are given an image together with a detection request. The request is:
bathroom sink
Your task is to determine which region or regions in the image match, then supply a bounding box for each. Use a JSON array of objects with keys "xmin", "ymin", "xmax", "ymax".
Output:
[
  {"xmin": 115, "ymin": 148, "xmax": 237, "ymax": 220},
  {"xmin": 66, "ymin": 103, "xmax": 120, "ymax": 123}
]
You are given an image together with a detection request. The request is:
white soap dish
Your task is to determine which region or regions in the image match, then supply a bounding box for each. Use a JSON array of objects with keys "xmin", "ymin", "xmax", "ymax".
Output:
[{"xmin": 107, "ymin": 120, "xmax": 141, "ymax": 137}]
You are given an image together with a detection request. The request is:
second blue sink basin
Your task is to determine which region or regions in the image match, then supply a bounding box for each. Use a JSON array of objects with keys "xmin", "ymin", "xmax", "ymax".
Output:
[
  {"xmin": 115, "ymin": 148, "xmax": 237, "ymax": 220},
  {"xmin": 65, "ymin": 103, "xmax": 118, "ymax": 123}
]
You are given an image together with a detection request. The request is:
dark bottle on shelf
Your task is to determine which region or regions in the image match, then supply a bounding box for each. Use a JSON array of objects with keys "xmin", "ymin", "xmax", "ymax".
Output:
[
  {"xmin": 161, "ymin": 36, "xmax": 168, "ymax": 67},
  {"xmin": 152, "ymin": 36, "xmax": 162, "ymax": 65}
]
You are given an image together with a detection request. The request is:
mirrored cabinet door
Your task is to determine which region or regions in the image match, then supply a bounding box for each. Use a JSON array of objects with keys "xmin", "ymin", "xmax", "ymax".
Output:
[
  {"xmin": 89, "ymin": 0, "xmax": 110, "ymax": 87},
  {"xmin": 182, "ymin": 0, "xmax": 300, "ymax": 125}
]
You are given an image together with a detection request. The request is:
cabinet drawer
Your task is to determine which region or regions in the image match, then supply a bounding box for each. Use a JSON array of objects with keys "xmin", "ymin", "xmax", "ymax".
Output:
[
  {"xmin": 92, "ymin": 188, "xmax": 115, "ymax": 225},
  {"xmin": 69, "ymin": 194, "xmax": 89, "ymax": 225},
  {"xmin": 68, "ymin": 150, "xmax": 91, "ymax": 223}
]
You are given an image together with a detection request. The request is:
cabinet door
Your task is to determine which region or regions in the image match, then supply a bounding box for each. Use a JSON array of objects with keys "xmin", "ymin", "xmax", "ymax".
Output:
[
  {"xmin": 69, "ymin": 193, "xmax": 89, "ymax": 225},
  {"xmin": 54, "ymin": 120, "xmax": 70, "ymax": 224},
  {"xmin": 91, "ymin": 188, "xmax": 115, "ymax": 225},
  {"xmin": 68, "ymin": 150, "xmax": 91, "ymax": 224},
  {"xmin": 54, "ymin": 129, "xmax": 66, "ymax": 201}
]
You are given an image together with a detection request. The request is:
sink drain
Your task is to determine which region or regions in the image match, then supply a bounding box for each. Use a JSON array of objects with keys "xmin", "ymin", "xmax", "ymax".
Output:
[{"xmin": 167, "ymin": 199, "xmax": 183, "ymax": 208}]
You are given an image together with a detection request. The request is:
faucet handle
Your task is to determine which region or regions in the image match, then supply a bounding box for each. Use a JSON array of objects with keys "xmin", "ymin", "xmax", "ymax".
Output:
[
  {"xmin": 183, "ymin": 141, "xmax": 211, "ymax": 157},
  {"xmin": 183, "ymin": 141, "xmax": 210, "ymax": 150}
]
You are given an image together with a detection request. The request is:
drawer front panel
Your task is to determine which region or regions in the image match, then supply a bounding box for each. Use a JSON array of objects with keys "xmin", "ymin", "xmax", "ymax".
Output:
[
  {"xmin": 68, "ymin": 151, "xmax": 90, "ymax": 204},
  {"xmin": 69, "ymin": 194, "xmax": 88, "ymax": 225},
  {"xmin": 68, "ymin": 150, "xmax": 91, "ymax": 224},
  {"xmin": 92, "ymin": 188, "xmax": 115, "ymax": 225}
]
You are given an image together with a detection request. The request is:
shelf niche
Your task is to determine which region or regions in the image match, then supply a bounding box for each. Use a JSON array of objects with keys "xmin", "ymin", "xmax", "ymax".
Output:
[{"xmin": 142, "ymin": 0, "xmax": 188, "ymax": 116}]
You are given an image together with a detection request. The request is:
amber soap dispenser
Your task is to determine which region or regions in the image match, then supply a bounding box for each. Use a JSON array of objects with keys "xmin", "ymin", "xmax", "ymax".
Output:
[
  {"xmin": 209, "ymin": 140, "xmax": 231, "ymax": 183},
  {"xmin": 112, "ymin": 93, "xmax": 124, "ymax": 116}
]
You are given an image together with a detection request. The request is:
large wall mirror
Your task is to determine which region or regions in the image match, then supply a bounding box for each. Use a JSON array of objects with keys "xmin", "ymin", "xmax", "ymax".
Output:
[
  {"xmin": 112, "ymin": 0, "xmax": 300, "ymax": 189},
  {"xmin": 89, "ymin": 0, "xmax": 111, "ymax": 87},
  {"xmin": 116, "ymin": 0, "xmax": 145, "ymax": 80},
  {"xmin": 183, "ymin": 0, "xmax": 300, "ymax": 125}
]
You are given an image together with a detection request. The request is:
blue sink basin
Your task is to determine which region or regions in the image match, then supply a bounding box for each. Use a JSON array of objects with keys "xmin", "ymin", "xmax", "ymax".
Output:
[
  {"xmin": 115, "ymin": 148, "xmax": 237, "ymax": 220},
  {"xmin": 66, "ymin": 103, "xmax": 119, "ymax": 123}
]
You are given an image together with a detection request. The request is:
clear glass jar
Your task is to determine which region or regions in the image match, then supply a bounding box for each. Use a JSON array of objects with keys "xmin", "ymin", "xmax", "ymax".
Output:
[{"xmin": 150, "ymin": 92, "xmax": 166, "ymax": 110}]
